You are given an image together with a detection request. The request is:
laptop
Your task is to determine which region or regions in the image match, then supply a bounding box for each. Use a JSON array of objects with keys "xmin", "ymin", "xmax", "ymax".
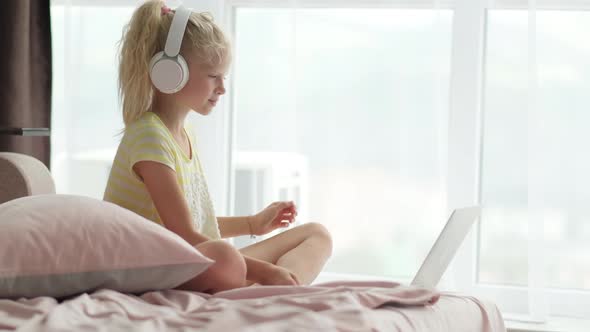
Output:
[{"xmin": 410, "ymin": 206, "xmax": 481, "ymax": 288}]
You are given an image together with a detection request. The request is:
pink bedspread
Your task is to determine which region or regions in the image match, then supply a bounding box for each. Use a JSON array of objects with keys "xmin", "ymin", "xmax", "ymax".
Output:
[{"xmin": 0, "ymin": 281, "xmax": 505, "ymax": 331}]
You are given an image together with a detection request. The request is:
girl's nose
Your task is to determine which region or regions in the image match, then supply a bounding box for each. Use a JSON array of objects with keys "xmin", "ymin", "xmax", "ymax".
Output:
[{"xmin": 215, "ymin": 82, "xmax": 226, "ymax": 95}]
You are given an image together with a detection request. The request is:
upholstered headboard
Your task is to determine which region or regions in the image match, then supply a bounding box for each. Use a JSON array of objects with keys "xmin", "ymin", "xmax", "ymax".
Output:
[{"xmin": 0, "ymin": 152, "xmax": 55, "ymax": 204}]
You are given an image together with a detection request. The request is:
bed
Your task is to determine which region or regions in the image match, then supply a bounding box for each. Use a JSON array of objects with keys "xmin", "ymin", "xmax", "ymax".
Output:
[{"xmin": 0, "ymin": 152, "xmax": 506, "ymax": 331}]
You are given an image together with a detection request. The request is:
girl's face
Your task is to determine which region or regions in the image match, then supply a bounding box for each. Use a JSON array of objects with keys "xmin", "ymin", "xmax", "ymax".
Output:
[{"xmin": 178, "ymin": 56, "xmax": 229, "ymax": 116}]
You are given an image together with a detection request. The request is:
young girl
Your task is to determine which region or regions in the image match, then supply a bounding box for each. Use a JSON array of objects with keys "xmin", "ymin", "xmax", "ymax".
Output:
[{"xmin": 103, "ymin": 0, "xmax": 332, "ymax": 294}]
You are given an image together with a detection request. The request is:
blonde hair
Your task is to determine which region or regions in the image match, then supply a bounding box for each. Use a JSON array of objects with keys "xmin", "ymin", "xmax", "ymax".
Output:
[{"xmin": 117, "ymin": 0, "xmax": 231, "ymax": 127}]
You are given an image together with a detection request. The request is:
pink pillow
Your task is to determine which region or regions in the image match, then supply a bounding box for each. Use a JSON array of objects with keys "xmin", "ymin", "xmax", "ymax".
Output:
[{"xmin": 0, "ymin": 194, "xmax": 213, "ymax": 299}]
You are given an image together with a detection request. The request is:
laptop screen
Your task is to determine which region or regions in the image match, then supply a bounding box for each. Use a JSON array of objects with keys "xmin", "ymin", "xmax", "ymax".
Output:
[{"xmin": 411, "ymin": 206, "xmax": 480, "ymax": 288}]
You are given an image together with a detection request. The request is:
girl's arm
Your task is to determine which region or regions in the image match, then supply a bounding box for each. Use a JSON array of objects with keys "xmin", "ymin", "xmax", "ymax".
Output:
[
  {"xmin": 134, "ymin": 160, "xmax": 209, "ymax": 246},
  {"xmin": 218, "ymin": 201, "xmax": 297, "ymax": 238},
  {"xmin": 217, "ymin": 216, "xmax": 252, "ymax": 238},
  {"xmin": 135, "ymin": 161, "xmax": 298, "ymax": 285}
]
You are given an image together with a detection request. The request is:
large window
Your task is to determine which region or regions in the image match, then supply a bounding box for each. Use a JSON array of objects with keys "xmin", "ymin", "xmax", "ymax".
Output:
[{"xmin": 229, "ymin": 0, "xmax": 590, "ymax": 319}]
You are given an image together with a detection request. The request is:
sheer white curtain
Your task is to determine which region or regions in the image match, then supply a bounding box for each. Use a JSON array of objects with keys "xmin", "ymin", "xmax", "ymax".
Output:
[
  {"xmin": 487, "ymin": 0, "xmax": 548, "ymax": 322},
  {"xmin": 50, "ymin": 2, "xmax": 133, "ymax": 198},
  {"xmin": 522, "ymin": 0, "xmax": 547, "ymax": 321},
  {"xmin": 524, "ymin": 1, "xmax": 547, "ymax": 322},
  {"xmin": 449, "ymin": 0, "xmax": 551, "ymax": 321},
  {"xmin": 475, "ymin": 0, "xmax": 590, "ymax": 320}
]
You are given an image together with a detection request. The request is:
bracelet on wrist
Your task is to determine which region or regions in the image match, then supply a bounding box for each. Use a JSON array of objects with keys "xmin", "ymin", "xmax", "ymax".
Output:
[{"xmin": 247, "ymin": 216, "xmax": 257, "ymax": 240}]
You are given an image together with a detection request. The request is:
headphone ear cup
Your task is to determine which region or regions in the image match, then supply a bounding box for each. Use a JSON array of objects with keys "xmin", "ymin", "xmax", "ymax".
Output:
[
  {"xmin": 149, "ymin": 51, "xmax": 190, "ymax": 94},
  {"xmin": 175, "ymin": 54, "xmax": 189, "ymax": 91}
]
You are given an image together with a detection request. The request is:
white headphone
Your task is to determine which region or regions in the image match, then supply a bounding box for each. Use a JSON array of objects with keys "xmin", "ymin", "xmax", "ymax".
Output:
[{"xmin": 149, "ymin": 6, "xmax": 191, "ymax": 94}]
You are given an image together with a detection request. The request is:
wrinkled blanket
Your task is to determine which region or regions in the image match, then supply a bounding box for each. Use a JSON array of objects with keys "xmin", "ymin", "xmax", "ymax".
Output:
[{"xmin": 0, "ymin": 281, "xmax": 504, "ymax": 331}]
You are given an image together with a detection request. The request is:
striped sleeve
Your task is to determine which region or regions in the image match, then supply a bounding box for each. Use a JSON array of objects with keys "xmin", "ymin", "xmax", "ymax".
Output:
[{"xmin": 126, "ymin": 125, "xmax": 176, "ymax": 176}]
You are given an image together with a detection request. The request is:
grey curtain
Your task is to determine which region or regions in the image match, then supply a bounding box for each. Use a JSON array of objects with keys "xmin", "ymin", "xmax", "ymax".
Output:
[{"xmin": 0, "ymin": 1, "xmax": 52, "ymax": 167}]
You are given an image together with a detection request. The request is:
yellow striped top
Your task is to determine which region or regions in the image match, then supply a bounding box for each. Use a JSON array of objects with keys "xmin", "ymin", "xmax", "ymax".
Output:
[{"xmin": 103, "ymin": 112, "xmax": 221, "ymax": 239}]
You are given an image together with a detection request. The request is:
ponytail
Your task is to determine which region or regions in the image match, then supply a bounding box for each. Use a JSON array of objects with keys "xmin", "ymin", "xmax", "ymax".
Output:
[{"xmin": 118, "ymin": 0, "xmax": 170, "ymax": 127}]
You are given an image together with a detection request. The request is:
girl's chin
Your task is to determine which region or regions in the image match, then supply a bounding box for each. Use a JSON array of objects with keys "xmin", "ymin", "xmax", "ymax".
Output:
[{"xmin": 192, "ymin": 107, "xmax": 212, "ymax": 116}]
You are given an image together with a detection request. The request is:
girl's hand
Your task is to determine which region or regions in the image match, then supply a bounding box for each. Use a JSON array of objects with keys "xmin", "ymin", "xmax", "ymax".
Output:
[
  {"xmin": 250, "ymin": 201, "xmax": 297, "ymax": 236},
  {"xmin": 258, "ymin": 264, "xmax": 300, "ymax": 286}
]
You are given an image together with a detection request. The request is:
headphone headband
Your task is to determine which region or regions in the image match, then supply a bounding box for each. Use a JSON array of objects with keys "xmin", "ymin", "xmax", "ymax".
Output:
[{"xmin": 164, "ymin": 6, "xmax": 191, "ymax": 57}]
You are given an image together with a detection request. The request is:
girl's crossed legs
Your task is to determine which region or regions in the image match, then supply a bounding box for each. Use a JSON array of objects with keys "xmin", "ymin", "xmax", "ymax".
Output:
[
  {"xmin": 240, "ymin": 222, "xmax": 333, "ymax": 285},
  {"xmin": 177, "ymin": 222, "xmax": 332, "ymax": 293}
]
